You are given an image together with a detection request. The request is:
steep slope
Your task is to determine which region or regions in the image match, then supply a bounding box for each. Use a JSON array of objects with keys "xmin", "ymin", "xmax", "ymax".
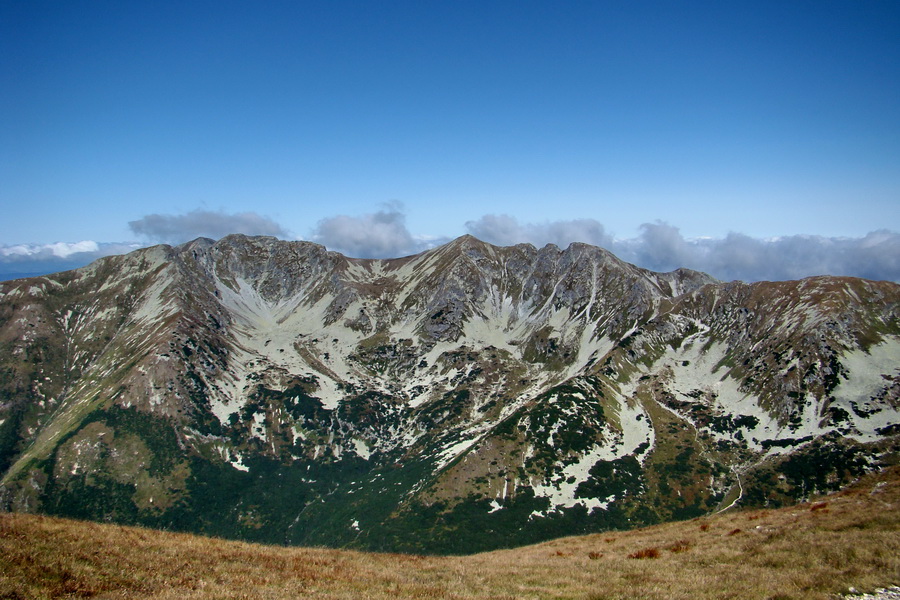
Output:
[{"xmin": 0, "ymin": 235, "xmax": 897, "ymax": 553}]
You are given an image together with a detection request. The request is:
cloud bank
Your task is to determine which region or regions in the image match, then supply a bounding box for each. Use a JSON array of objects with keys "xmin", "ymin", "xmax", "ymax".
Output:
[
  {"xmin": 129, "ymin": 209, "xmax": 289, "ymax": 244},
  {"xmin": 306, "ymin": 209, "xmax": 900, "ymax": 282},
  {"xmin": 3, "ymin": 208, "xmax": 898, "ymax": 283},
  {"xmin": 466, "ymin": 215, "xmax": 900, "ymax": 283},
  {"xmin": 309, "ymin": 204, "xmax": 448, "ymax": 259},
  {"xmin": 621, "ymin": 225, "xmax": 900, "ymax": 283},
  {"xmin": 1, "ymin": 209, "xmax": 289, "ymax": 280},
  {"xmin": 465, "ymin": 214, "xmax": 614, "ymax": 249},
  {"xmin": 0, "ymin": 241, "xmax": 142, "ymax": 281}
]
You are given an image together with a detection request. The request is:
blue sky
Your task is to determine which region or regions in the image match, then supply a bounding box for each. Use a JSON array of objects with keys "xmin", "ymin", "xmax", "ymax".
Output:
[{"xmin": 2, "ymin": 1, "xmax": 899, "ymax": 281}]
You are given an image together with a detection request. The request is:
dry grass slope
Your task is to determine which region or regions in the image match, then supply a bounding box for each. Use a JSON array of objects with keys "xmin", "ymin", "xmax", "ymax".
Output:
[{"xmin": 2, "ymin": 466, "xmax": 899, "ymax": 600}]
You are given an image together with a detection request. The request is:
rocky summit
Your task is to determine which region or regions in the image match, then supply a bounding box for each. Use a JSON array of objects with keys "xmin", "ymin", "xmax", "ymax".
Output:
[{"xmin": 0, "ymin": 234, "xmax": 897, "ymax": 553}]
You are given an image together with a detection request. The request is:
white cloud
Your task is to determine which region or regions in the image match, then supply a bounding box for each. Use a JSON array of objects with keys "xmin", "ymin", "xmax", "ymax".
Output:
[
  {"xmin": 49, "ymin": 240, "xmax": 100, "ymax": 258},
  {"xmin": 1, "ymin": 240, "xmax": 99, "ymax": 259},
  {"xmin": 0, "ymin": 241, "xmax": 143, "ymax": 280},
  {"xmin": 0, "ymin": 241, "xmax": 132, "ymax": 261},
  {"xmin": 129, "ymin": 209, "xmax": 289, "ymax": 244}
]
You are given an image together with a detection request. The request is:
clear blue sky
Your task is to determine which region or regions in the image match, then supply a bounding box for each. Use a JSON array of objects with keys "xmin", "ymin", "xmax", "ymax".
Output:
[{"xmin": 2, "ymin": 1, "xmax": 899, "ymax": 281}]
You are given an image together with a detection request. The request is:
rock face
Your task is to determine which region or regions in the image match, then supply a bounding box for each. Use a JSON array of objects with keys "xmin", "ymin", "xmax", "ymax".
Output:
[{"xmin": 0, "ymin": 234, "xmax": 898, "ymax": 553}]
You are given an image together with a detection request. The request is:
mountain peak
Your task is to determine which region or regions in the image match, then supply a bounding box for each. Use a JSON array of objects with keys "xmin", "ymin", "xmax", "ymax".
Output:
[
  {"xmin": 443, "ymin": 233, "xmax": 491, "ymax": 250},
  {"xmin": 0, "ymin": 230, "xmax": 898, "ymax": 555}
]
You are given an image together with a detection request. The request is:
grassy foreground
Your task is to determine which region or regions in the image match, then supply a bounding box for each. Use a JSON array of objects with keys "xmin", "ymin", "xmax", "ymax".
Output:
[{"xmin": 2, "ymin": 467, "xmax": 899, "ymax": 600}]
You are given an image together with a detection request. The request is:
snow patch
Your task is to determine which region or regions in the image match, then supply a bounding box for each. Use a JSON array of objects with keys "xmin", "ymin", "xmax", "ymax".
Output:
[
  {"xmin": 230, "ymin": 457, "xmax": 249, "ymax": 472},
  {"xmin": 352, "ymin": 438, "xmax": 372, "ymax": 460},
  {"xmin": 834, "ymin": 337, "xmax": 900, "ymax": 439},
  {"xmin": 531, "ymin": 393, "xmax": 652, "ymax": 515}
]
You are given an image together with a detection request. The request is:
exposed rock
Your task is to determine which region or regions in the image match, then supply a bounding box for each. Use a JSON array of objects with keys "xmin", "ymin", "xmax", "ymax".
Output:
[{"xmin": 0, "ymin": 234, "xmax": 897, "ymax": 554}]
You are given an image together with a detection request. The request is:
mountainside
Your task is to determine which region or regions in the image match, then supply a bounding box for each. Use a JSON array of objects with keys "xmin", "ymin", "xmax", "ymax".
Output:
[{"xmin": 0, "ymin": 234, "xmax": 898, "ymax": 553}]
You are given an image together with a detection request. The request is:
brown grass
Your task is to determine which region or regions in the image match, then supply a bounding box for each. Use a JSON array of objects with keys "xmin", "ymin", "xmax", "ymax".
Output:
[
  {"xmin": 627, "ymin": 547, "xmax": 661, "ymax": 559},
  {"xmin": 2, "ymin": 466, "xmax": 900, "ymax": 599}
]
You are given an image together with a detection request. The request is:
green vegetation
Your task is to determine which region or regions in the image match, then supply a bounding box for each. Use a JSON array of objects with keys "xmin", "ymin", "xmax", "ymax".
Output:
[{"xmin": 741, "ymin": 434, "xmax": 895, "ymax": 507}]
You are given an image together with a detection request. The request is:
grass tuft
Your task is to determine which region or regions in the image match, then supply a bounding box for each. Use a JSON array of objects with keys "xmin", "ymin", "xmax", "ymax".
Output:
[{"xmin": 628, "ymin": 547, "xmax": 661, "ymax": 559}]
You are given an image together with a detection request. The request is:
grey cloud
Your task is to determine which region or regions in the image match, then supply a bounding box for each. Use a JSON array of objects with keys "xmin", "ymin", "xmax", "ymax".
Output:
[
  {"xmin": 129, "ymin": 210, "xmax": 289, "ymax": 244},
  {"xmin": 467, "ymin": 215, "xmax": 900, "ymax": 283},
  {"xmin": 465, "ymin": 214, "xmax": 613, "ymax": 249},
  {"xmin": 630, "ymin": 221, "xmax": 695, "ymax": 272},
  {"xmin": 464, "ymin": 214, "xmax": 524, "ymax": 246},
  {"xmin": 310, "ymin": 204, "xmax": 442, "ymax": 259},
  {"xmin": 7, "ymin": 209, "xmax": 898, "ymax": 284},
  {"xmin": 617, "ymin": 225, "xmax": 900, "ymax": 283},
  {"xmin": 741, "ymin": 230, "xmax": 900, "ymax": 282}
]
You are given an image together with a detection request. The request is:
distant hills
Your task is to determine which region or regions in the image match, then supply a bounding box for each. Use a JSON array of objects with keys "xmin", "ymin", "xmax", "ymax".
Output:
[{"xmin": 0, "ymin": 272, "xmax": 46, "ymax": 282}]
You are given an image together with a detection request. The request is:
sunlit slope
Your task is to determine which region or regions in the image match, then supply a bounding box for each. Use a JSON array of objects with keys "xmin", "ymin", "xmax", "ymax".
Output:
[
  {"xmin": 0, "ymin": 235, "xmax": 898, "ymax": 553},
  {"xmin": 2, "ymin": 466, "xmax": 898, "ymax": 600}
]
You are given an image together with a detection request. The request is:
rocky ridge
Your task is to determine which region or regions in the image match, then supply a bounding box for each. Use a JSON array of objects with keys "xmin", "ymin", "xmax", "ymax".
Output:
[{"xmin": 0, "ymin": 234, "xmax": 897, "ymax": 553}]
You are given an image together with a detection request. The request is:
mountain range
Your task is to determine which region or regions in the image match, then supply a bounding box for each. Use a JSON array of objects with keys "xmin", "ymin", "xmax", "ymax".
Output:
[{"xmin": 0, "ymin": 234, "xmax": 897, "ymax": 553}]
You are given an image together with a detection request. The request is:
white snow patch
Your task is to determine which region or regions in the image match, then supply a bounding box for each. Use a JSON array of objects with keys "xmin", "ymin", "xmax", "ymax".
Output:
[
  {"xmin": 654, "ymin": 339, "xmax": 783, "ymax": 449},
  {"xmin": 834, "ymin": 337, "xmax": 900, "ymax": 439},
  {"xmin": 128, "ymin": 272, "xmax": 177, "ymax": 325},
  {"xmin": 352, "ymin": 438, "xmax": 372, "ymax": 460},
  {"xmin": 531, "ymin": 392, "xmax": 652, "ymax": 515},
  {"xmin": 251, "ymin": 411, "xmax": 267, "ymax": 441},
  {"xmin": 230, "ymin": 457, "xmax": 250, "ymax": 472},
  {"xmin": 209, "ymin": 391, "xmax": 241, "ymax": 425},
  {"xmin": 435, "ymin": 436, "xmax": 480, "ymax": 470}
]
